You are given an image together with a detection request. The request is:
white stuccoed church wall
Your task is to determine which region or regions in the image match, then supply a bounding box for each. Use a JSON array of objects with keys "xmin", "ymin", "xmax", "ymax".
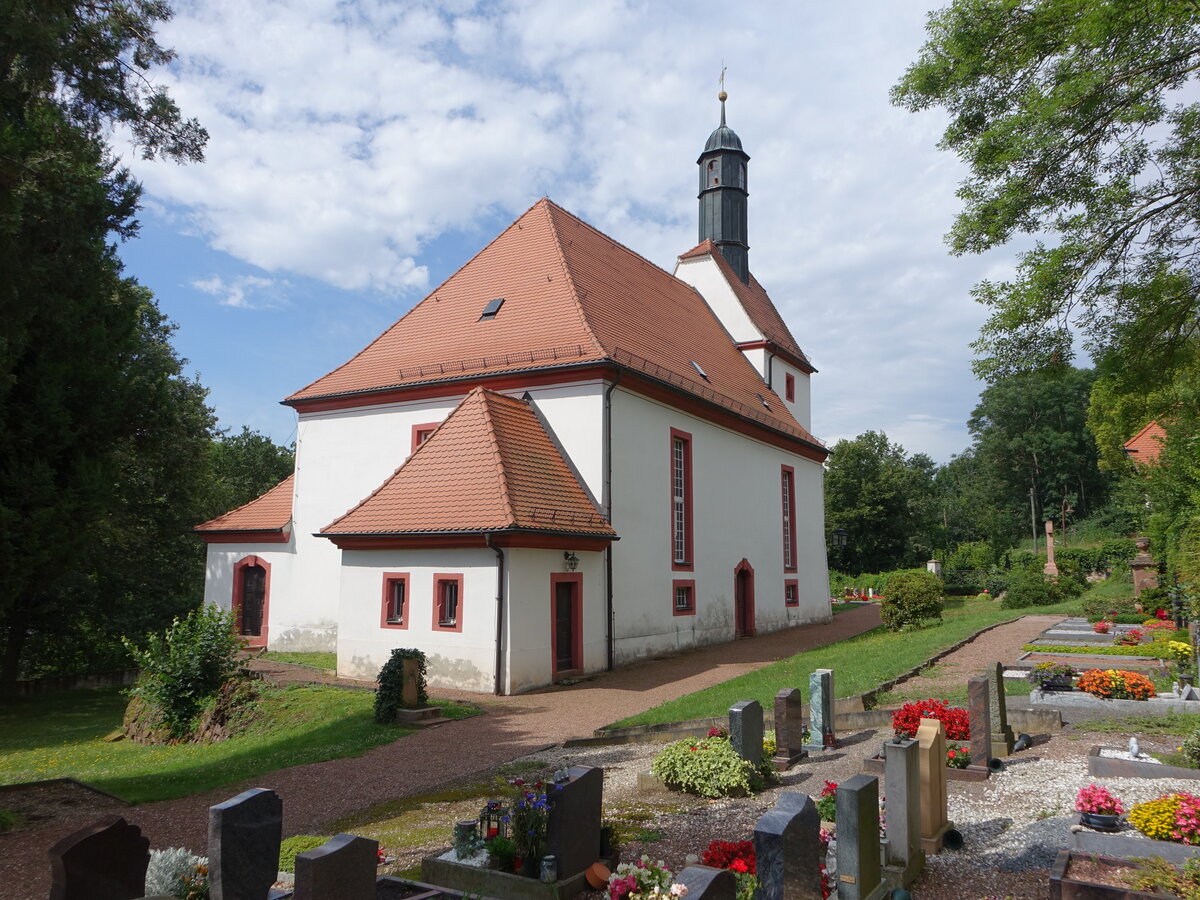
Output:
[
  {"xmin": 608, "ymin": 387, "xmax": 829, "ymax": 666},
  {"xmin": 203, "ymin": 537, "xmax": 296, "ymax": 644}
]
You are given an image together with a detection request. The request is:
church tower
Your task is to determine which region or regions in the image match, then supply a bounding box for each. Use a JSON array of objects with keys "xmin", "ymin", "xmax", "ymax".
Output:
[{"xmin": 697, "ymin": 91, "xmax": 750, "ymax": 283}]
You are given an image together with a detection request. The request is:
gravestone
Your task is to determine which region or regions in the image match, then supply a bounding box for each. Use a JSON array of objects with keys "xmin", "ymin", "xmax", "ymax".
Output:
[
  {"xmin": 545, "ymin": 765, "xmax": 603, "ymax": 878},
  {"xmin": 729, "ymin": 699, "xmax": 764, "ymax": 765},
  {"xmin": 915, "ymin": 718, "xmax": 953, "ymax": 854},
  {"xmin": 208, "ymin": 788, "xmax": 283, "ymax": 900},
  {"xmin": 754, "ymin": 792, "xmax": 823, "ymax": 900},
  {"xmin": 1131, "ymin": 536, "xmax": 1159, "ymax": 598},
  {"xmin": 401, "ymin": 657, "xmax": 421, "ymax": 707},
  {"xmin": 675, "ymin": 865, "xmax": 736, "ymax": 900},
  {"xmin": 834, "ymin": 775, "xmax": 888, "ymax": 900},
  {"xmin": 48, "ymin": 815, "xmax": 149, "ymax": 900},
  {"xmin": 967, "ymin": 676, "xmax": 993, "ymax": 775},
  {"xmin": 772, "ymin": 688, "xmax": 807, "ymax": 770},
  {"xmin": 881, "ymin": 737, "xmax": 923, "ymax": 891},
  {"xmin": 1044, "ymin": 520, "xmax": 1059, "ymax": 577},
  {"xmin": 986, "ymin": 661, "xmax": 1015, "ymax": 757},
  {"xmin": 294, "ymin": 833, "xmax": 379, "ymax": 900},
  {"xmin": 805, "ymin": 669, "xmax": 835, "ymax": 751}
]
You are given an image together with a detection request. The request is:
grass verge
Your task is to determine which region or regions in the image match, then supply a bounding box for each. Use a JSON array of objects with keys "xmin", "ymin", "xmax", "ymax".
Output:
[
  {"xmin": 262, "ymin": 651, "xmax": 337, "ymax": 669},
  {"xmin": 1071, "ymin": 712, "xmax": 1200, "ymax": 736},
  {"xmin": 607, "ymin": 595, "xmax": 1081, "ymax": 729},
  {"xmin": 0, "ymin": 684, "xmax": 478, "ymax": 804}
]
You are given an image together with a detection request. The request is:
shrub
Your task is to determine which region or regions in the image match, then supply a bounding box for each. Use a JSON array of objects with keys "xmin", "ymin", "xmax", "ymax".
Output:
[
  {"xmin": 374, "ymin": 648, "xmax": 428, "ymax": 723},
  {"xmin": 1082, "ymin": 595, "xmax": 1141, "ymax": 622},
  {"xmin": 1076, "ymin": 669, "xmax": 1157, "ymax": 700},
  {"xmin": 279, "ymin": 835, "xmax": 329, "ymax": 873},
  {"xmin": 145, "ymin": 848, "xmax": 209, "ymax": 898},
  {"xmin": 651, "ymin": 737, "xmax": 759, "ymax": 798},
  {"xmin": 878, "ymin": 571, "xmax": 943, "ymax": 631},
  {"xmin": 1182, "ymin": 730, "xmax": 1200, "ymax": 768},
  {"xmin": 485, "ymin": 835, "xmax": 516, "ymax": 873},
  {"xmin": 123, "ymin": 605, "xmax": 243, "ymax": 739},
  {"xmin": 891, "ymin": 699, "xmax": 970, "ymax": 741},
  {"xmin": 1000, "ymin": 570, "xmax": 1057, "ymax": 608},
  {"xmin": 1098, "ymin": 538, "xmax": 1138, "ymax": 573},
  {"xmin": 0, "ymin": 810, "xmax": 17, "ymax": 833}
]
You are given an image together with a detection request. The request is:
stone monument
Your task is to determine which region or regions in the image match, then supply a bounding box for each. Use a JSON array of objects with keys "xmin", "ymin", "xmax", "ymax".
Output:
[
  {"xmin": 48, "ymin": 815, "xmax": 149, "ymax": 900},
  {"xmin": 1043, "ymin": 520, "xmax": 1059, "ymax": 577},
  {"xmin": 754, "ymin": 792, "xmax": 823, "ymax": 900},
  {"xmin": 881, "ymin": 737, "xmax": 924, "ymax": 891},
  {"xmin": 986, "ymin": 661, "xmax": 1015, "ymax": 757},
  {"xmin": 772, "ymin": 688, "xmax": 807, "ymax": 770},
  {"xmin": 729, "ymin": 700, "xmax": 764, "ymax": 765},
  {"xmin": 915, "ymin": 717, "xmax": 954, "ymax": 854},
  {"xmin": 294, "ymin": 834, "xmax": 379, "ymax": 900},
  {"xmin": 967, "ymin": 676, "xmax": 993, "ymax": 776},
  {"xmin": 208, "ymin": 788, "xmax": 283, "ymax": 900},
  {"xmin": 805, "ymin": 669, "xmax": 835, "ymax": 751},
  {"xmin": 1131, "ymin": 536, "xmax": 1159, "ymax": 598},
  {"xmin": 834, "ymin": 775, "xmax": 888, "ymax": 900}
]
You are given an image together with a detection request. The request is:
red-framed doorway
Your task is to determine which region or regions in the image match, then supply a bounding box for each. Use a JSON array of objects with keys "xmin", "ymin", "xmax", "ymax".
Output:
[
  {"xmin": 232, "ymin": 555, "xmax": 271, "ymax": 648},
  {"xmin": 550, "ymin": 573, "xmax": 583, "ymax": 677},
  {"xmin": 733, "ymin": 559, "xmax": 755, "ymax": 637}
]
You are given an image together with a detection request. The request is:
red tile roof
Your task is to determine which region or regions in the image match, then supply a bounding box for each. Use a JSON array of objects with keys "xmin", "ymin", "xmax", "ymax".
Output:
[
  {"xmin": 286, "ymin": 199, "xmax": 823, "ymax": 454},
  {"xmin": 195, "ymin": 474, "xmax": 294, "ymax": 533},
  {"xmin": 679, "ymin": 240, "xmax": 814, "ymax": 372},
  {"xmin": 1124, "ymin": 420, "xmax": 1167, "ymax": 464},
  {"xmin": 322, "ymin": 389, "xmax": 616, "ymax": 539}
]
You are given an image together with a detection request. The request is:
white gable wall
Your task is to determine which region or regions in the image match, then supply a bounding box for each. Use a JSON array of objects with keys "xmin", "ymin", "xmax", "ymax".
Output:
[
  {"xmin": 203, "ymin": 538, "xmax": 297, "ymax": 645},
  {"xmin": 673, "ymin": 255, "xmax": 759, "ymax": 344},
  {"xmin": 608, "ymin": 386, "xmax": 829, "ymax": 665}
]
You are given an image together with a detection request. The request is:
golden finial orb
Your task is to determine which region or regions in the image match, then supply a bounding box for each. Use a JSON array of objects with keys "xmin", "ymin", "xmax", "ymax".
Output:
[{"xmin": 718, "ymin": 90, "xmax": 728, "ymax": 102}]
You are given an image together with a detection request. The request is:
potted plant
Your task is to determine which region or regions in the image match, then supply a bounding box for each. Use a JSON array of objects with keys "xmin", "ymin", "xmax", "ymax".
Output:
[
  {"xmin": 1027, "ymin": 661, "xmax": 1076, "ymax": 691},
  {"xmin": 946, "ymin": 742, "xmax": 971, "ymax": 769},
  {"xmin": 1093, "ymin": 620, "xmax": 1112, "ymax": 634},
  {"xmin": 506, "ymin": 779, "xmax": 554, "ymax": 876},
  {"xmin": 1076, "ymin": 783, "xmax": 1125, "ymax": 830}
]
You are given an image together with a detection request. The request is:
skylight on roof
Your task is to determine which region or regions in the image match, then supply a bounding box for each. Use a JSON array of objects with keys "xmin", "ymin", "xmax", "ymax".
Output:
[
  {"xmin": 479, "ymin": 297, "xmax": 505, "ymax": 320},
  {"xmin": 755, "ymin": 393, "xmax": 771, "ymax": 409},
  {"xmin": 690, "ymin": 361, "xmax": 709, "ymax": 381}
]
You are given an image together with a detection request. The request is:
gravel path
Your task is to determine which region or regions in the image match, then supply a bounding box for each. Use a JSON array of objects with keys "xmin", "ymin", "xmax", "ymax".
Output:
[{"xmin": 0, "ymin": 605, "xmax": 881, "ymax": 899}]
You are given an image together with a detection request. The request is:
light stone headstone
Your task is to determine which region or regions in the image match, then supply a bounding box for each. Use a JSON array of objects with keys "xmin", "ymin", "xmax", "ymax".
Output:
[
  {"xmin": 208, "ymin": 788, "xmax": 283, "ymax": 900},
  {"xmin": 400, "ymin": 657, "xmax": 421, "ymax": 707},
  {"xmin": 805, "ymin": 669, "xmax": 835, "ymax": 751},
  {"xmin": 967, "ymin": 676, "xmax": 992, "ymax": 774},
  {"xmin": 675, "ymin": 865, "xmax": 737, "ymax": 900},
  {"xmin": 772, "ymin": 688, "xmax": 808, "ymax": 769},
  {"xmin": 986, "ymin": 661, "xmax": 1015, "ymax": 757},
  {"xmin": 754, "ymin": 792, "xmax": 823, "ymax": 900},
  {"xmin": 915, "ymin": 718, "xmax": 953, "ymax": 854},
  {"xmin": 728, "ymin": 700, "xmax": 764, "ymax": 765},
  {"xmin": 1044, "ymin": 520, "xmax": 1059, "ymax": 577},
  {"xmin": 834, "ymin": 775, "xmax": 888, "ymax": 900},
  {"xmin": 545, "ymin": 765, "xmax": 603, "ymax": 878},
  {"xmin": 294, "ymin": 834, "xmax": 378, "ymax": 900},
  {"xmin": 48, "ymin": 815, "xmax": 149, "ymax": 900},
  {"xmin": 882, "ymin": 738, "xmax": 924, "ymax": 891}
]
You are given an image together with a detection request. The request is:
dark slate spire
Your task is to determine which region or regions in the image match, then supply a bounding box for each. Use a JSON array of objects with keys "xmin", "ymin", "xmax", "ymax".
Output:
[{"xmin": 697, "ymin": 90, "xmax": 750, "ymax": 283}]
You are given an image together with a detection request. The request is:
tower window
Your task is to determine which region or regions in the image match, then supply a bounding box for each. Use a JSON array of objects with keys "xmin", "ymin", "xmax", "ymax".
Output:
[
  {"xmin": 479, "ymin": 297, "xmax": 505, "ymax": 320},
  {"xmin": 708, "ymin": 160, "xmax": 719, "ymax": 186}
]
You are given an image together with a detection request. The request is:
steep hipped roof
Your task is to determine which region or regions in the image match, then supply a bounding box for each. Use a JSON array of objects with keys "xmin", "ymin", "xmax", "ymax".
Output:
[
  {"xmin": 286, "ymin": 199, "xmax": 823, "ymax": 454},
  {"xmin": 678, "ymin": 240, "xmax": 814, "ymax": 373},
  {"xmin": 321, "ymin": 389, "xmax": 616, "ymax": 539},
  {"xmin": 1124, "ymin": 420, "xmax": 1167, "ymax": 464},
  {"xmin": 195, "ymin": 474, "xmax": 294, "ymax": 534}
]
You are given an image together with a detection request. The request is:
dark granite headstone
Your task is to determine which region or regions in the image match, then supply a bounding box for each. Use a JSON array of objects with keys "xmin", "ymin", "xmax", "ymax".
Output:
[
  {"xmin": 728, "ymin": 699, "xmax": 763, "ymax": 764},
  {"xmin": 545, "ymin": 766, "xmax": 603, "ymax": 878},
  {"xmin": 967, "ymin": 676, "xmax": 992, "ymax": 773},
  {"xmin": 208, "ymin": 788, "xmax": 283, "ymax": 900},
  {"xmin": 835, "ymin": 775, "xmax": 886, "ymax": 900},
  {"xmin": 772, "ymin": 688, "xmax": 807, "ymax": 769},
  {"xmin": 48, "ymin": 815, "xmax": 149, "ymax": 900},
  {"xmin": 986, "ymin": 661, "xmax": 1015, "ymax": 757},
  {"xmin": 754, "ymin": 792, "xmax": 822, "ymax": 900},
  {"xmin": 675, "ymin": 865, "xmax": 736, "ymax": 900},
  {"xmin": 294, "ymin": 833, "xmax": 379, "ymax": 900}
]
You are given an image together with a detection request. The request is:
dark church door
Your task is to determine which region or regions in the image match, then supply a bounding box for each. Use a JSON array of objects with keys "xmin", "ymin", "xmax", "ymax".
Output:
[
  {"xmin": 239, "ymin": 565, "xmax": 266, "ymax": 638},
  {"xmin": 553, "ymin": 577, "xmax": 580, "ymax": 674},
  {"xmin": 734, "ymin": 562, "xmax": 755, "ymax": 637}
]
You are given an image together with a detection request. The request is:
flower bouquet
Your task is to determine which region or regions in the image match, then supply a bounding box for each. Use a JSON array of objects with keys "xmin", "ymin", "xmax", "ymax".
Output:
[
  {"xmin": 945, "ymin": 742, "xmax": 971, "ymax": 769},
  {"xmin": 506, "ymin": 779, "xmax": 554, "ymax": 874},
  {"xmin": 608, "ymin": 856, "xmax": 687, "ymax": 900},
  {"xmin": 700, "ymin": 840, "xmax": 756, "ymax": 900},
  {"xmin": 1077, "ymin": 783, "xmax": 1124, "ymax": 830}
]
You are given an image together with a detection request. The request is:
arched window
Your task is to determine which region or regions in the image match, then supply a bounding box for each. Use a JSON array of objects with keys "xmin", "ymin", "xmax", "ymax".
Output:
[
  {"xmin": 232, "ymin": 556, "xmax": 271, "ymax": 646},
  {"xmin": 708, "ymin": 159, "xmax": 720, "ymax": 186}
]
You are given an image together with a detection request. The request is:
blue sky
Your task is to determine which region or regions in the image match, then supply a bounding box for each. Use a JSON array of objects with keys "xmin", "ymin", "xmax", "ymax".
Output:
[{"xmin": 116, "ymin": 0, "xmax": 1024, "ymax": 462}]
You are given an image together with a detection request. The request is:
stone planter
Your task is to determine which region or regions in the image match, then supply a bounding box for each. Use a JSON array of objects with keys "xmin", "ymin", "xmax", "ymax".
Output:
[
  {"xmin": 1087, "ymin": 745, "xmax": 1200, "ymax": 781},
  {"xmin": 1038, "ymin": 676, "xmax": 1075, "ymax": 692},
  {"xmin": 862, "ymin": 753, "xmax": 989, "ymax": 782},
  {"xmin": 1048, "ymin": 849, "xmax": 1177, "ymax": 899},
  {"xmin": 1068, "ymin": 814, "xmax": 1200, "ymax": 866},
  {"xmin": 1079, "ymin": 812, "xmax": 1121, "ymax": 831},
  {"xmin": 1031, "ymin": 690, "xmax": 1200, "ymax": 715}
]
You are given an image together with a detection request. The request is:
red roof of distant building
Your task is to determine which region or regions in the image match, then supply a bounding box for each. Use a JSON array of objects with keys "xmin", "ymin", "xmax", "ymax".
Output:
[
  {"xmin": 321, "ymin": 389, "xmax": 616, "ymax": 541},
  {"xmin": 195, "ymin": 474, "xmax": 294, "ymax": 535},
  {"xmin": 1124, "ymin": 420, "xmax": 1167, "ymax": 464},
  {"xmin": 286, "ymin": 199, "xmax": 823, "ymax": 455},
  {"xmin": 678, "ymin": 240, "xmax": 814, "ymax": 373}
]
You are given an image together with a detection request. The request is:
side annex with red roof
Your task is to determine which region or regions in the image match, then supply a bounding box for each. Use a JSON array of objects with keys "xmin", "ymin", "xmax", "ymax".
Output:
[{"xmin": 197, "ymin": 98, "xmax": 832, "ymax": 693}]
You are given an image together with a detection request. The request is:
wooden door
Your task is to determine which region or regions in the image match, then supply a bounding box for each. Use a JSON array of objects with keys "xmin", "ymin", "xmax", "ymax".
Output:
[{"xmin": 553, "ymin": 579, "xmax": 579, "ymax": 673}]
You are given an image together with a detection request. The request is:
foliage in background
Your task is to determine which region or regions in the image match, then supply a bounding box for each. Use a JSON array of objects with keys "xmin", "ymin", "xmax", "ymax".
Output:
[
  {"xmin": 123, "ymin": 606, "xmax": 242, "ymax": 738},
  {"xmin": 374, "ymin": 648, "xmax": 429, "ymax": 723},
  {"xmin": 878, "ymin": 570, "xmax": 943, "ymax": 631}
]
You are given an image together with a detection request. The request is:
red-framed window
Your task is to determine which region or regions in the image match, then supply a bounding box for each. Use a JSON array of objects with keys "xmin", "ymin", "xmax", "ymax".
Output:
[
  {"xmin": 781, "ymin": 465, "xmax": 797, "ymax": 572},
  {"xmin": 232, "ymin": 556, "xmax": 271, "ymax": 647},
  {"xmin": 785, "ymin": 578, "xmax": 799, "ymax": 607},
  {"xmin": 380, "ymin": 572, "xmax": 409, "ymax": 629},
  {"xmin": 670, "ymin": 428, "xmax": 694, "ymax": 570},
  {"xmin": 785, "ymin": 372, "xmax": 795, "ymax": 403},
  {"xmin": 672, "ymin": 579, "xmax": 696, "ymax": 616},
  {"xmin": 411, "ymin": 422, "xmax": 439, "ymax": 454},
  {"xmin": 432, "ymin": 573, "xmax": 464, "ymax": 632}
]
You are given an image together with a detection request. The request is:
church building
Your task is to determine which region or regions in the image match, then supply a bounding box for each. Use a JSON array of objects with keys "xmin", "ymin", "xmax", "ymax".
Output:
[{"xmin": 196, "ymin": 96, "xmax": 832, "ymax": 694}]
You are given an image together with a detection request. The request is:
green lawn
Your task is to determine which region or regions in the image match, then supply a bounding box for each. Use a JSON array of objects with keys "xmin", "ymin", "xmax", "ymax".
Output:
[
  {"xmin": 0, "ymin": 684, "xmax": 477, "ymax": 804},
  {"xmin": 262, "ymin": 651, "xmax": 337, "ymax": 669},
  {"xmin": 607, "ymin": 595, "xmax": 1081, "ymax": 729},
  {"xmin": 1072, "ymin": 712, "xmax": 1200, "ymax": 736}
]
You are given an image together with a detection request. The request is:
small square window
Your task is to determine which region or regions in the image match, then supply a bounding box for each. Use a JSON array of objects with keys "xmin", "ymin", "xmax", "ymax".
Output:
[
  {"xmin": 479, "ymin": 297, "xmax": 505, "ymax": 320},
  {"xmin": 433, "ymin": 574, "xmax": 464, "ymax": 631},
  {"xmin": 672, "ymin": 579, "xmax": 696, "ymax": 616},
  {"xmin": 785, "ymin": 373, "xmax": 795, "ymax": 403},
  {"xmin": 785, "ymin": 579, "xmax": 799, "ymax": 607}
]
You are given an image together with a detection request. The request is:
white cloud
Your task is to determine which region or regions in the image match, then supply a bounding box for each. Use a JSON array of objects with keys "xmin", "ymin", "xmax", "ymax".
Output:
[
  {"xmin": 125, "ymin": 1, "xmax": 1019, "ymax": 461},
  {"xmin": 191, "ymin": 274, "xmax": 287, "ymax": 309}
]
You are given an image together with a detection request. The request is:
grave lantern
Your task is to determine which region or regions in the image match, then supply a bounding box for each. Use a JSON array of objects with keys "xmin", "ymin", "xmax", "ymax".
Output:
[{"xmin": 479, "ymin": 799, "xmax": 507, "ymax": 840}]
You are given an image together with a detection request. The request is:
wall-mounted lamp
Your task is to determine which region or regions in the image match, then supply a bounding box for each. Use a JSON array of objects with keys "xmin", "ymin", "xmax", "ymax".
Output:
[
  {"xmin": 564, "ymin": 551, "xmax": 580, "ymax": 572},
  {"xmin": 832, "ymin": 528, "xmax": 848, "ymax": 549}
]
